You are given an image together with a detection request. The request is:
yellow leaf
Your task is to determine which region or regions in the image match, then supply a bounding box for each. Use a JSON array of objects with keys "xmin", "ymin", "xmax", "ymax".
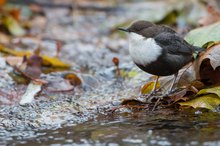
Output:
[
  {"xmin": 2, "ymin": 16, "xmax": 26, "ymax": 36},
  {"xmin": 41, "ymin": 55, "xmax": 70, "ymax": 68},
  {"xmin": 0, "ymin": 45, "xmax": 70, "ymax": 68},
  {"xmin": 196, "ymin": 86, "xmax": 220, "ymax": 97},
  {"xmin": 0, "ymin": 44, "xmax": 31, "ymax": 56},
  {"xmin": 141, "ymin": 81, "xmax": 160, "ymax": 94},
  {"xmin": 179, "ymin": 94, "xmax": 220, "ymax": 111}
]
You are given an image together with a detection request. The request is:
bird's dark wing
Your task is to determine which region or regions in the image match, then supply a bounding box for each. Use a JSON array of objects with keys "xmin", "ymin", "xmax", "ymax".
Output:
[{"xmin": 154, "ymin": 32, "xmax": 195, "ymax": 55}]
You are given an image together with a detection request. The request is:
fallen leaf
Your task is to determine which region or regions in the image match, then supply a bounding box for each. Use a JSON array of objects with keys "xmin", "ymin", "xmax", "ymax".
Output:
[
  {"xmin": 25, "ymin": 55, "xmax": 43, "ymax": 79},
  {"xmin": 19, "ymin": 81, "xmax": 42, "ymax": 105},
  {"xmin": 190, "ymin": 80, "xmax": 205, "ymax": 90},
  {"xmin": 2, "ymin": 16, "xmax": 26, "ymax": 36},
  {"xmin": 63, "ymin": 73, "xmax": 82, "ymax": 86},
  {"xmin": 121, "ymin": 99, "xmax": 144, "ymax": 106},
  {"xmin": 178, "ymin": 94, "xmax": 220, "ymax": 111},
  {"xmin": 193, "ymin": 43, "xmax": 220, "ymax": 83},
  {"xmin": 200, "ymin": 43, "xmax": 220, "ymax": 70},
  {"xmin": 41, "ymin": 55, "xmax": 70, "ymax": 68},
  {"xmin": 120, "ymin": 70, "xmax": 138, "ymax": 78},
  {"xmin": 167, "ymin": 89, "xmax": 189, "ymax": 104},
  {"xmin": 185, "ymin": 21, "xmax": 220, "ymax": 47},
  {"xmin": 0, "ymin": 44, "xmax": 31, "ymax": 56},
  {"xmin": 0, "ymin": 45, "xmax": 70, "ymax": 68},
  {"xmin": 196, "ymin": 86, "xmax": 220, "ymax": 97},
  {"xmin": 141, "ymin": 81, "xmax": 160, "ymax": 94},
  {"xmin": 121, "ymin": 99, "xmax": 147, "ymax": 111}
]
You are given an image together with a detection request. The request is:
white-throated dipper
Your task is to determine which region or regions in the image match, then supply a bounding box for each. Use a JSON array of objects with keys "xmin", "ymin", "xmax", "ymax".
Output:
[{"xmin": 119, "ymin": 20, "xmax": 203, "ymax": 95}]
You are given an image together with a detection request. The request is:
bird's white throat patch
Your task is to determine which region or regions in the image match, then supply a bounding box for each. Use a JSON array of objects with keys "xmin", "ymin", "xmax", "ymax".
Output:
[{"xmin": 129, "ymin": 32, "xmax": 162, "ymax": 66}]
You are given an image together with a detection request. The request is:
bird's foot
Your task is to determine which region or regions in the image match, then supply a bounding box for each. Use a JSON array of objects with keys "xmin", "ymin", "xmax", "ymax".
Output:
[
  {"xmin": 141, "ymin": 90, "xmax": 162, "ymax": 103},
  {"xmin": 164, "ymin": 88, "xmax": 179, "ymax": 97},
  {"xmin": 151, "ymin": 89, "xmax": 180, "ymax": 110},
  {"xmin": 142, "ymin": 88, "xmax": 179, "ymax": 111}
]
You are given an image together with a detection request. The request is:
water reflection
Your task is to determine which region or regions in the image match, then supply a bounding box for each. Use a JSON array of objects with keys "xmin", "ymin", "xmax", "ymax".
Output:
[{"xmin": 4, "ymin": 110, "xmax": 220, "ymax": 146}]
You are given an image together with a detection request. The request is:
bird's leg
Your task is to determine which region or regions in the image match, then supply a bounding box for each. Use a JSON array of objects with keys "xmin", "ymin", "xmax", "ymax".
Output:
[
  {"xmin": 152, "ymin": 73, "xmax": 178, "ymax": 110},
  {"xmin": 145, "ymin": 76, "xmax": 159, "ymax": 101},
  {"xmin": 166, "ymin": 72, "xmax": 178, "ymax": 95},
  {"xmin": 151, "ymin": 75, "xmax": 159, "ymax": 94}
]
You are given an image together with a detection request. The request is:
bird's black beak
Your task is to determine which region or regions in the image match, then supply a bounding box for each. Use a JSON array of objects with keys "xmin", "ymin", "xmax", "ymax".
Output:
[{"xmin": 118, "ymin": 27, "xmax": 129, "ymax": 32}]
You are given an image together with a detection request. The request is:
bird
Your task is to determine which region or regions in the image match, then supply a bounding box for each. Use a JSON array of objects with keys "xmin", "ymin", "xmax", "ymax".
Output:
[{"xmin": 118, "ymin": 20, "xmax": 203, "ymax": 96}]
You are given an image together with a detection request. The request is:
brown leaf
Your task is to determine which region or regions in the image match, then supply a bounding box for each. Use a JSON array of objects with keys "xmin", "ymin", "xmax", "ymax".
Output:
[
  {"xmin": 121, "ymin": 99, "xmax": 145, "ymax": 106},
  {"xmin": 121, "ymin": 99, "xmax": 147, "ymax": 111},
  {"xmin": 193, "ymin": 43, "xmax": 220, "ymax": 85},
  {"xmin": 190, "ymin": 80, "xmax": 205, "ymax": 91},
  {"xmin": 25, "ymin": 55, "xmax": 43, "ymax": 79},
  {"xmin": 63, "ymin": 73, "xmax": 82, "ymax": 86},
  {"xmin": 0, "ymin": 0, "xmax": 6, "ymax": 6},
  {"xmin": 166, "ymin": 89, "xmax": 189, "ymax": 104},
  {"xmin": 9, "ymin": 8, "xmax": 21, "ymax": 22}
]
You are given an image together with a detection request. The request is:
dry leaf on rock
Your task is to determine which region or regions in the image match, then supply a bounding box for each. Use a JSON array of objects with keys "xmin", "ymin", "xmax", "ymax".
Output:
[
  {"xmin": 166, "ymin": 89, "xmax": 189, "ymax": 104},
  {"xmin": 63, "ymin": 73, "xmax": 82, "ymax": 86},
  {"xmin": 24, "ymin": 55, "xmax": 43, "ymax": 79},
  {"xmin": 19, "ymin": 81, "xmax": 42, "ymax": 105},
  {"xmin": 193, "ymin": 43, "xmax": 220, "ymax": 84}
]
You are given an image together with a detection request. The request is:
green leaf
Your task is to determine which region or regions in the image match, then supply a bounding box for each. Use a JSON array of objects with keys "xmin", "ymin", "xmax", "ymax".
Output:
[
  {"xmin": 185, "ymin": 21, "xmax": 220, "ymax": 47},
  {"xmin": 196, "ymin": 86, "xmax": 220, "ymax": 97},
  {"xmin": 179, "ymin": 94, "xmax": 220, "ymax": 111},
  {"xmin": 2, "ymin": 16, "xmax": 26, "ymax": 36}
]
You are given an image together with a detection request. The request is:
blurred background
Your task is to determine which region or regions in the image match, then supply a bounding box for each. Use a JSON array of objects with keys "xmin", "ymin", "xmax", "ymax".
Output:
[{"xmin": 1, "ymin": 0, "xmax": 220, "ymax": 71}]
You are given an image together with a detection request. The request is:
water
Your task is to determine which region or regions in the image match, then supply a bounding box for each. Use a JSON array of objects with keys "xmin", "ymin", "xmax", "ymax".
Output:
[{"xmin": 4, "ymin": 110, "xmax": 220, "ymax": 146}]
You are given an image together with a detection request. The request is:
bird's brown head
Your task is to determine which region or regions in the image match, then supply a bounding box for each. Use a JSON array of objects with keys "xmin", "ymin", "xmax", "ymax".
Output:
[{"xmin": 118, "ymin": 20, "xmax": 154, "ymax": 33}]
